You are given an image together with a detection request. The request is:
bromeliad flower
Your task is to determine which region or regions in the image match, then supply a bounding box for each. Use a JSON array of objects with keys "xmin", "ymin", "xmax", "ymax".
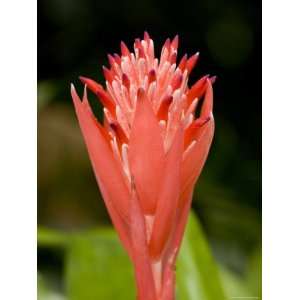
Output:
[{"xmin": 71, "ymin": 32, "xmax": 215, "ymax": 300}]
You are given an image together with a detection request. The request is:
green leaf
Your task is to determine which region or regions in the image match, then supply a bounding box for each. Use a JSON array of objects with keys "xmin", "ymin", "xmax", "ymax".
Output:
[
  {"xmin": 37, "ymin": 227, "xmax": 68, "ymax": 249},
  {"xmin": 245, "ymin": 247, "xmax": 262, "ymax": 298},
  {"xmin": 38, "ymin": 272, "xmax": 66, "ymax": 300},
  {"xmin": 65, "ymin": 228, "xmax": 135, "ymax": 300},
  {"xmin": 37, "ymin": 81, "xmax": 57, "ymax": 110},
  {"xmin": 177, "ymin": 211, "xmax": 227, "ymax": 300},
  {"xmin": 39, "ymin": 214, "xmax": 250, "ymax": 300},
  {"xmin": 219, "ymin": 266, "xmax": 252, "ymax": 299}
]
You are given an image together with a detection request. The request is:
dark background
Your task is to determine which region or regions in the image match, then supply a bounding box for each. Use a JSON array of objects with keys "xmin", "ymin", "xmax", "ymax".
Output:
[{"xmin": 38, "ymin": 0, "xmax": 261, "ymax": 285}]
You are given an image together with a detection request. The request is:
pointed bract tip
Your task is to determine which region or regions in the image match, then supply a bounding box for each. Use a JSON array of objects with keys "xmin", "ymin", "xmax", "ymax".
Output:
[
  {"xmin": 70, "ymin": 83, "xmax": 81, "ymax": 106},
  {"xmin": 163, "ymin": 38, "xmax": 171, "ymax": 50},
  {"xmin": 122, "ymin": 73, "xmax": 129, "ymax": 80},
  {"xmin": 164, "ymin": 95, "xmax": 173, "ymax": 104},
  {"xmin": 197, "ymin": 116, "xmax": 211, "ymax": 126},
  {"xmin": 144, "ymin": 31, "xmax": 150, "ymax": 41},
  {"xmin": 171, "ymin": 34, "xmax": 179, "ymax": 48},
  {"xmin": 120, "ymin": 41, "xmax": 130, "ymax": 56},
  {"xmin": 122, "ymin": 73, "xmax": 130, "ymax": 88},
  {"xmin": 190, "ymin": 52, "xmax": 200, "ymax": 60},
  {"xmin": 178, "ymin": 54, "xmax": 188, "ymax": 70},
  {"xmin": 113, "ymin": 53, "xmax": 121, "ymax": 64},
  {"xmin": 102, "ymin": 66, "xmax": 109, "ymax": 73},
  {"xmin": 171, "ymin": 73, "xmax": 183, "ymax": 89},
  {"xmin": 210, "ymin": 76, "xmax": 217, "ymax": 84},
  {"xmin": 134, "ymin": 39, "xmax": 142, "ymax": 51},
  {"xmin": 79, "ymin": 76, "xmax": 88, "ymax": 84},
  {"xmin": 148, "ymin": 69, "xmax": 156, "ymax": 84},
  {"xmin": 83, "ymin": 84, "xmax": 88, "ymax": 100},
  {"xmin": 107, "ymin": 53, "xmax": 115, "ymax": 64},
  {"xmin": 138, "ymin": 47, "xmax": 146, "ymax": 58},
  {"xmin": 186, "ymin": 52, "xmax": 200, "ymax": 72},
  {"xmin": 102, "ymin": 66, "xmax": 114, "ymax": 82},
  {"xmin": 137, "ymin": 87, "xmax": 145, "ymax": 93},
  {"xmin": 149, "ymin": 69, "xmax": 156, "ymax": 76},
  {"xmin": 137, "ymin": 87, "xmax": 145, "ymax": 99}
]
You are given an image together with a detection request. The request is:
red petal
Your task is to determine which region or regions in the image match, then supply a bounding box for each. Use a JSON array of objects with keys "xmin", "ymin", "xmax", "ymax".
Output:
[
  {"xmin": 113, "ymin": 53, "xmax": 121, "ymax": 65},
  {"xmin": 186, "ymin": 52, "xmax": 199, "ymax": 74},
  {"xmin": 144, "ymin": 31, "xmax": 150, "ymax": 42},
  {"xmin": 171, "ymin": 35, "xmax": 179, "ymax": 50},
  {"xmin": 184, "ymin": 116, "xmax": 211, "ymax": 149},
  {"xmin": 134, "ymin": 38, "xmax": 146, "ymax": 58},
  {"xmin": 79, "ymin": 76, "xmax": 115, "ymax": 114},
  {"xmin": 160, "ymin": 183, "xmax": 194, "ymax": 299},
  {"xmin": 186, "ymin": 75, "xmax": 209, "ymax": 106},
  {"xmin": 178, "ymin": 54, "xmax": 188, "ymax": 71},
  {"xmin": 122, "ymin": 73, "xmax": 130, "ymax": 90},
  {"xmin": 107, "ymin": 54, "xmax": 115, "ymax": 67},
  {"xmin": 149, "ymin": 126, "xmax": 184, "ymax": 259},
  {"xmin": 148, "ymin": 69, "xmax": 156, "ymax": 84},
  {"xmin": 160, "ymin": 261, "xmax": 175, "ymax": 300},
  {"xmin": 156, "ymin": 95, "xmax": 173, "ymax": 120},
  {"xmin": 183, "ymin": 79, "xmax": 213, "ymax": 150},
  {"xmin": 121, "ymin": 41, "xmax": 131, "ymax": 57},
  {"xmin": 71, "ymin": 84, "xmax": 132, "ymax": 251},
  {"xmin": 128, "ymin": 88, "xmax": 165, "ymax": 214},
  {"xmin": 109, "ymin": 121, "xmax": 128, "ymax": 145},
  {"xmin": 200, "ymin": 78, "xmax": 213, "ymax": 119},
  {"xmin": 130, "ymin": 179, "xmax": 157, "ymax": 300},
  {"xmin": 162, "ymin": 38, "xmax": 171, "ymax": 52},
  {"xmin": 184, "ymin": 78, "xmax": 213, "ymax": 147},
  {"xmin": 79, "ymin": 76, "xmax": 100, "ymax": 94},
  {"xmin": 181, "ymin": 120, "xmax": 214, "ymax": 198},
  {"xmin": 165, "ymin": 183, "xmax": 194, "ymax": 261},
  {"xmin": 169, "ymin": 51, "xmax": 177, "ymax": 64},
  {"xmin": 210, "ymin": 75, "xmax": 217, "ymax": 84},
  {"xmin": 102, "ymin": 66, "xmax": 114, "ymax": 83},
  {"xmin": 171, "ymin": 72, "xmax": 183, "ymax": 90}
]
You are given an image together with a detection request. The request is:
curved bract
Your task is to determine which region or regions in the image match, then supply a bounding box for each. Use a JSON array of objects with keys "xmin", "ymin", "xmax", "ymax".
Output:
[{"xmin": 71, "ymin": 32, "xmax": 215, "ymax": 300}]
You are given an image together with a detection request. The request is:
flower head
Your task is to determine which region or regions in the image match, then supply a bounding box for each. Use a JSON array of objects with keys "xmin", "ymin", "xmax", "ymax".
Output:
[{"xmin": 71, "ymin": 32, "xmax": 215, "ymax": 299}]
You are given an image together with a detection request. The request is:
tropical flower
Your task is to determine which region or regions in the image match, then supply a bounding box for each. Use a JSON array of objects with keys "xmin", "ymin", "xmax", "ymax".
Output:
[{"xmin": 71, "ymin": 32, "xmax": 215, "ymax": 300}]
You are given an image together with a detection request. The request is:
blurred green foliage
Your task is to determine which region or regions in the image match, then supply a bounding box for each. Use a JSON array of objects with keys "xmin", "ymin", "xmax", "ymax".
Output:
[
  {"xmin": 177, "ymin": 212, "xmax": 226, "ymax": 300},
  {"xmin": 65, "ymin": 230, "xmax": 135, "ymax": 300},
  {"xmin": 38, "ymin": 212, "xmax": 260, "ymax": 300}
]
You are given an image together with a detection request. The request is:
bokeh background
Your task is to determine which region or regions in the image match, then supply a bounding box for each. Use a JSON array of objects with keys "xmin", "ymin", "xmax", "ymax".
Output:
[{"xmin": 37, "ymin": 0, "xmax": 261, "ymax": 299}]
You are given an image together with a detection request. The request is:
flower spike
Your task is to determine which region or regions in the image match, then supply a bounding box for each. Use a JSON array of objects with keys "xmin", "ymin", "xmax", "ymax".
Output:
[{"xmin": 71, "ymin": 33, "xmax": 215, "ymax": 300}]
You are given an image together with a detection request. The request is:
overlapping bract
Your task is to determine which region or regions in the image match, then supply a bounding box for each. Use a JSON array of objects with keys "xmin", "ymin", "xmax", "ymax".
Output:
[{"xmin": 71, "ymin": 32, "xmax": 215, "ymax": 300}]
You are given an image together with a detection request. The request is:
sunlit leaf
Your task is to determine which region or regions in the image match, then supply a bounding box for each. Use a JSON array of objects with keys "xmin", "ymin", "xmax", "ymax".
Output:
[
  {"xmin": 38, "ymin": 227, "xmax": 67, "ymax": 248},
  {"xmin": 38, "ymin": 272, "xmax": 66, "ymax": 300},
  {"xmin": 219, "ymin": 266, "xmax": 251, "ymax": 299},
  {"xmin": 38, "ymin": 214, "xmax": 257, "ymax": 300},
  {"xmin": 246, "ymin": 247, "xmax": 262, "ymax": 298},
  {"xmin": 177, "ymin": 211, "xmax": 227, "ymax": 300},
  {"xmin": 65, "ymin": 229, "xmax": 135, "ymax": 300}
]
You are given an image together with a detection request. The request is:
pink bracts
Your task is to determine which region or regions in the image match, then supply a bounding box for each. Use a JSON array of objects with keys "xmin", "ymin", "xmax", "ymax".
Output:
[{"xmin": 71, "ymin": 32, "xmax": 215, "ymax": 300}]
